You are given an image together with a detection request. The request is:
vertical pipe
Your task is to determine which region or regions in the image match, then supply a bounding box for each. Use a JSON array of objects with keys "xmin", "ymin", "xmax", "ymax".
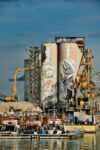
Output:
[{"xmin": 57, "ymin": 43, "xmax": 60, "ymax": 103}]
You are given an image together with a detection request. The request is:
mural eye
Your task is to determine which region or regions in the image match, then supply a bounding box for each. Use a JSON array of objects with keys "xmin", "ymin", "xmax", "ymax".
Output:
[{"xmin": 69, "ymin": 68, "xmax": 72, "ymax": 71}]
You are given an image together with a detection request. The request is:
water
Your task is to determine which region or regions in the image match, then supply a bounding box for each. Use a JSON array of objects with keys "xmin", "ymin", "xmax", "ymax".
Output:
[{"xmin": 0, "ymin": 132, "xmax": 100, "ymax": 150}]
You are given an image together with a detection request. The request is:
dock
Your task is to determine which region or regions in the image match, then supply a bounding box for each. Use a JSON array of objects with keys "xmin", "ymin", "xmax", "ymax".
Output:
[{"xmin": 0, "ymin": 132, "xmax": 83, "ymax": 140}]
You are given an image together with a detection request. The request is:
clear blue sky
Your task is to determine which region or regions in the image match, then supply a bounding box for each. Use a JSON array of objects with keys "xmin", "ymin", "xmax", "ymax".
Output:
[{"xmin": 0, "ymin": 0, "xmax": 100, "ymax": 100}]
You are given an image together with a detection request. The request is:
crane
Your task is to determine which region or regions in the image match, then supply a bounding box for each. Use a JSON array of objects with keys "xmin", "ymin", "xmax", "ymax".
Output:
[{"xmin": 1, "ymin": 68, "xmax": 33, "ymax": 102}]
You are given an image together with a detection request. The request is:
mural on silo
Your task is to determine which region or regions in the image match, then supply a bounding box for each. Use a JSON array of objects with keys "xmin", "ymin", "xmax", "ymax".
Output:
[
  {"xmin": 41, "ymin": 46, "xmax": 57, "ymax": 103},
  {"xmin": 59, "ymin": 45, "xmax": 75, "ymax": 101}
]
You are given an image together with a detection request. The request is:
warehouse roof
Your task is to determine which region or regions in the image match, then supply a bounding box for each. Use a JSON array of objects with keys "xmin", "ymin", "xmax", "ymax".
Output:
[{"xmin": 0, "ymin": 101, "xmax": 42, "ymax": 113}]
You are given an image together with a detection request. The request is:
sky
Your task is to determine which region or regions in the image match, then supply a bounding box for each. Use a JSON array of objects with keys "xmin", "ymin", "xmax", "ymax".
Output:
[{"xmin": 0, "ymin": 0, "xmax": 100, "ymax": 100}]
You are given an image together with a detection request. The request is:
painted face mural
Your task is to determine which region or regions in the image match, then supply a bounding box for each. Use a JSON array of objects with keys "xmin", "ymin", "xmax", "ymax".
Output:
[
  {"xmin": 61, "ymin": 60, "xmax": 74, "ymax": 78},
  {"xmin": 41, "ymin": 47, "xmax": 57, "ymax": 103},
  {"xmin": 59, "ymin": 45, "xmax": 74, "ymax": 101},
  {"xmin": 42, "ymin": 64, "xmax": 54, "ymax": 79}
]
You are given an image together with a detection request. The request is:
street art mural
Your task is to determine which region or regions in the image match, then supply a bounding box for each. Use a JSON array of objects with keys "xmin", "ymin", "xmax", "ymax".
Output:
[
  {"xmin": 59, "ymin": 45, "xmax": 75, "ymax": 101},
  {"xmin": 41, "ymin": 42, "xmax": 82, "ymax": 103},
  {"xmin": 41, "ymin": 46, "xmax": 57, "ymax": 103}
]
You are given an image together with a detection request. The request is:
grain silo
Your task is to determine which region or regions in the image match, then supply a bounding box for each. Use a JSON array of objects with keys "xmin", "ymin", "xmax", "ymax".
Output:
[
  {"xmin": 56, "ymin": 38, "xmax": 83, "ymax": 102},
  {"xmin": 41, "ymin": 42, "xmax": 57, "ymax": 104}
]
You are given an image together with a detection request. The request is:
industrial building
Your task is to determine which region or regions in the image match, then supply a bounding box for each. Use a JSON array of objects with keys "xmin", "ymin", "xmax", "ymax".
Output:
[
  {"xmin": 24, "ymin": 47, "xmax": 42, "ymax": 105},
  {"xmin": 24, "ymin": 37, "xmax": 95, "ymax": 112}
]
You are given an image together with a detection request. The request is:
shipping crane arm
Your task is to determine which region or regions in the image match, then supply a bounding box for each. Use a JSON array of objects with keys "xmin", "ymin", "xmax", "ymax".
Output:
[{"xmin": 4, "ymin": 68, "xmax": 33, "ymax": 102}]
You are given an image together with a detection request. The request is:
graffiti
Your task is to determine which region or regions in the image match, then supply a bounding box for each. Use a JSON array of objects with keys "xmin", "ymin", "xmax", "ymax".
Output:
[
  {"xmin": 42, "ymin": 64, "xmax": 54, "ymax": 79},
  {"xmin": 59, "ymin": 45, "xmax": 74, "ymax": 101},
  {"xmin": 60, "ymin": 60, "xmax": 74, "ymax": 79},
  {"xmin": 41, "ymin": 46, "xmax": 57, "ymax": 102},
  {"xmin": 41, "ymin": 63, "xmax": 57, "ymax": 102}
]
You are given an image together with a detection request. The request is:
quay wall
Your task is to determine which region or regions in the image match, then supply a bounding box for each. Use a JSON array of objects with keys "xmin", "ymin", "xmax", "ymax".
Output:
[{"xmin": 65, "ymin": 125, "xmax": 98, "ymax": 133}]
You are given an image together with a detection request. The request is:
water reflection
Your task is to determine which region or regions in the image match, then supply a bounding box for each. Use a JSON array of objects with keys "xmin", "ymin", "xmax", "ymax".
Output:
[
  {"xmin": 40, "ymin": 139, "xmax": 82, "ymax": 150},
  {"xmin": 0, "ymin": 132, "xmax": 99, "ymax": 150}
]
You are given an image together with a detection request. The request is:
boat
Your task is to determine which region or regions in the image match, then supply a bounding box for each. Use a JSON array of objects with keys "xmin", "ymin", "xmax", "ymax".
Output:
[
  {"xmin": 32, "ymin": 131, "xmax": 84, "ymax": 139},
  {"xmin": 0, "ymin": 131, "xmax": 83, "ymax": 139}
]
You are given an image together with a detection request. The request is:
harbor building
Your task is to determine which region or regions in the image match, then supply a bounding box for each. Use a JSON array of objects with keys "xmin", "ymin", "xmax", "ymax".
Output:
[{"xmin": 24, "ymin": 37, "xmax": 95, "ymax": 113}]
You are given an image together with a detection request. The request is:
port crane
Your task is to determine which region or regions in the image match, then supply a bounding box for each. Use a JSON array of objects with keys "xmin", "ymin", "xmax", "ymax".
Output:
[{"xmin": 0, "ymin": 68, "xmax": 33, "ymax": 102}]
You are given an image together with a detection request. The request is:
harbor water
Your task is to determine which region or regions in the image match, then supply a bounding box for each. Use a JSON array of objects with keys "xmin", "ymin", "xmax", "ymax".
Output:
[{"xmin": 0, "ymin": 131, "xmax": 100, "ymax": 150}]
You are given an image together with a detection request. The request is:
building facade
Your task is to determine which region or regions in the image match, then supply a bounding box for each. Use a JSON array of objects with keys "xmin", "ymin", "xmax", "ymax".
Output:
[
  {"xmin": 24, "ymin": 47, "xmax": 41, "ymax": 104},
  {"xmin": 24, "ymin": 37, "xmax": 94, "ymax": 112}
]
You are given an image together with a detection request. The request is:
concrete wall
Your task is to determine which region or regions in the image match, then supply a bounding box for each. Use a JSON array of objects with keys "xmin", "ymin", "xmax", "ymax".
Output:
[
  {"xmin": 58, "ymin": 43, "xmax": 82, "ymax": 102},
  {"xmin": 41, "ymin": 43, "xmax": 57, "ymax": 103}
]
